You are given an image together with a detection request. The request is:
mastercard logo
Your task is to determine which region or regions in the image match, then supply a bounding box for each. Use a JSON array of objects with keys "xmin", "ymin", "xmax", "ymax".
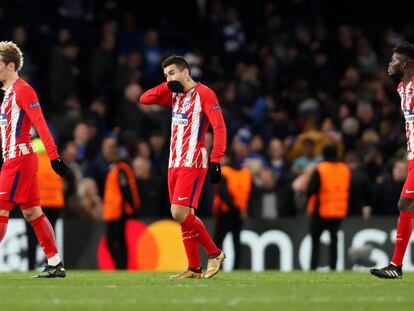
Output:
[{"xmin": 97, "ymin": 219, "xmax": 187, "ymax": 271}]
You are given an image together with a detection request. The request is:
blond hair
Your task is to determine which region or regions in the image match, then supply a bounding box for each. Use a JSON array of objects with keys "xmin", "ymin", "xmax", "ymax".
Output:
[{"xmin": 0, "ymin": 41, "xmax": 24, "ymax": 71}]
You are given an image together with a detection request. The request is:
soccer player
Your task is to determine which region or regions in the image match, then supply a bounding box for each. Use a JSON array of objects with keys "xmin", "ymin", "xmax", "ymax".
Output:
[
  {"xmin": 0, "ymin": 41, "xmax": 69, "ymax": 278},
  {"xmin": 370, "ymin": 42, "xmax": 414, "ymax": 279},
  {"xmin": 140, "ymin": 56, "xmax": 226, "ymax": 279}
]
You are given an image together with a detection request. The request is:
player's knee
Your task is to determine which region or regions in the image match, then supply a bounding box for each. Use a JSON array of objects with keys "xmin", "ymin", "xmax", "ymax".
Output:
[
  {"xmin": 170, "ymin": 205, "xmax": 188, "ymax": 223},
  {"xmin": 22, "ymin": 207, "xmax": 42, "ymax": 222},
  {"xmin": 398, "ymin": 198, "xmax": 414, "ymax": 212},
  {"xmin": 170, "ymin": 207, "xmax": 183, "ymax": 222}
]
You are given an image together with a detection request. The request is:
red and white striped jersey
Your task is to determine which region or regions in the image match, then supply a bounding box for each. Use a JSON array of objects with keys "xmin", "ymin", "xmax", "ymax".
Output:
[
  {"xmin": 0, "ymin": 79, "xmax": 58, "ymax": 162},
  {"xmin": 399, "ymin": 75, "xmax": 414, "ymax": 161},
  {"xmin": 140, "ymin": 82, "xmax": 226, "ymax": 168}
]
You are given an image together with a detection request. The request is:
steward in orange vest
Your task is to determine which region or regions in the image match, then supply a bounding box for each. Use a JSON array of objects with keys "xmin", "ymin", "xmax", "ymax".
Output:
[
  {"xmin": 213, "ymin": 166, "xmax": 252, "ymax": 217},
  {"xmin": 103, "ymin": 158, "xmax": 140, "ymax": 269},
  {"xmin": 213, "ymin": 154, "xmax": 252, "ymax": 269},
  {"xmin": 103, "ymin": 161, "xmax": 140, "ymax": 222},
  {"xmin": 306, "ymin": 144, "xmax": 351, "ymax": 270}
]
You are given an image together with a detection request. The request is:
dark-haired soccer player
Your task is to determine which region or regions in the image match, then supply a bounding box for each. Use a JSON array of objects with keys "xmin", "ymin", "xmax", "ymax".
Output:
[
  {"xmin": 371, "ymin": 42, "xmax": 414, "ymax": 279},
  {"xmin": 0, "ymin": 41, "xmax": 69, "ymax": 277},
  {"xmin": 140, "ymin": 55, "xmax": 226, "ymax": 279}
]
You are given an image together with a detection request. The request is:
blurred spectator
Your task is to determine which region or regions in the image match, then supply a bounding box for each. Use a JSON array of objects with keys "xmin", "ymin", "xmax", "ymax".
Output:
[
  {"xmin": 90, "ymin": 34, "xmax": 116, "ymax": 97},
  {"xmin": 222, "ymin": 7, "xmax": 245, "ymax": 70},
  {"xmin": 267, "ymin": 138, "xmax": 288, "ymax": 184},
  {"xmin": 374, "ymin": 160, "xmax": 407, "ymax": 215},
  {"xmin": 114, "ymin": 50, "xmax": 144, "ymax": 93},
  {"xmin": 132, "ymin": 156, "xmax": 164, "ymax": 217},
  {"xmin": 48, "ymin": 40, "xmax": 80, "ymax": 112},
  {"xmin": 85, "ymin": 136, "xmax": 119, "ymax": 196},
  {"xmin": 344, "ymin": 151, "xmax": 374, "ymax": 218},
  {"xmin": 117, "ymin": 82, "xmax": 158, "ymax": 145},
  {"xmin": 232, "ymin": 128, "xmax": 266, "ymax": 168},
  {"xmin": 250, "ymin": 168, "xmax": 278, "ymax": 219},
  {"xmin": 291, "ymin": 138, "xmax": 323, "ymax": 175},
  {"xmin": 143, "ymin": 30, "xmax": 161, "ymax": 79},
  {"xmin": 72, "ymin": 120, "xmax": 100, "ymax": 165},
  {"xmin": 66, "ymin": 178, "xmax": 102, "ymax": 220}
]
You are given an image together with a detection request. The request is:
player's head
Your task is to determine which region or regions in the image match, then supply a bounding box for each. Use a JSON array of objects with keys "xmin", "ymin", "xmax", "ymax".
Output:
[
  {"xmin": 0, "ymin": 41, "xmax": 24, "ymax": 81},
  {"xmin": 388, "ymin": 41, "xmax": 414, "ymax": 78},
  {"xmin": 162, "ymin": 55, "xmax": 191, "ymax": 84}
]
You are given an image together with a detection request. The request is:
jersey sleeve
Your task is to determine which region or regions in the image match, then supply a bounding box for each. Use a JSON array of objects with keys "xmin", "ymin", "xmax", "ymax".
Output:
[
  {"xmin": 202, "ymin": 88, "xmax": 227, "ymax": 163},
  {"xmin": 17, "ymin": 86, "xmax": 59, "ymax": 160},
  {"xmin": 139, "ymin": 82, "xmax": 172, "ymax": 107}
]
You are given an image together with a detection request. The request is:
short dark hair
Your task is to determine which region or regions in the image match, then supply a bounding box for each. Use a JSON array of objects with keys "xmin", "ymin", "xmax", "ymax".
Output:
[
  {"xmin": 162, "ymin": 55, "xmax": 191, "ymax": 73},
  {"xmin": 322, "ymin": 144, "xmax": 337, "ymax": 160},
  {"xmin": 394, "ymin": 41, "xmax": 414, "ymax": 60}
]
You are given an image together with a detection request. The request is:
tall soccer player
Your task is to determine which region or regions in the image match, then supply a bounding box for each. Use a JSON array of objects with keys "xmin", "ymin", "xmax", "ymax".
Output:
[
  {"xmin": 0, "ymin": 41, "xmax": 69, "ymax": 277},
  {"xmin": 140, "ymin": 56, "xmax": 226, "ymax": 279},
  {"xmin": 371, "ymin": 42, "xmax": 414, "ymax": 279}
]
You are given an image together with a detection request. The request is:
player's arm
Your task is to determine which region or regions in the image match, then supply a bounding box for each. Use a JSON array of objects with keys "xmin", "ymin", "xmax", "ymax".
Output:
[
  {"xmin": 203, "ymin": 89, "xmax": 227, "ymax": 183},
  {"xmin": 17, "ymin": 86, "xmax": 69, "ymax": 177},
  {"xmin": 139, "ymin": 82, "xmax": 172, "ymax": 106}
]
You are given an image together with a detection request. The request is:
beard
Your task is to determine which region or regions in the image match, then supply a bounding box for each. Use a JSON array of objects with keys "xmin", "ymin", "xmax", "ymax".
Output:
[{"xmin": 389, "ymin": 70, "xmax": 403, "ymax": 82}]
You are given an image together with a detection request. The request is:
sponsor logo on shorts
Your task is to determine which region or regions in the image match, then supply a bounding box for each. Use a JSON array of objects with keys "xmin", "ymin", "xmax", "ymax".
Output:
[
  {"xmin": 405, "ymin": 189, "xmax": 414, "ymax": 194},
  {"xmin": 177, "ymin": 196, "xmax": 188, "ymax": 201}
]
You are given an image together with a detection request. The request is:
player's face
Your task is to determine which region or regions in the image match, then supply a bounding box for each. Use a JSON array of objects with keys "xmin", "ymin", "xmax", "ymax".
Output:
[
  {"xmin": 388, "ymin": 52, "xmax": 405, "ymax": 78},
  {"xmin": 0, "ymin": 57, "xmax": 15, "ymax": 82},
  {"xmin": 0, "ymin": 58, "xmax": 7, "ymax": 82},
  {"xmin": 163, "ymin": 64, "xmax": 187, "ymax": 84}
]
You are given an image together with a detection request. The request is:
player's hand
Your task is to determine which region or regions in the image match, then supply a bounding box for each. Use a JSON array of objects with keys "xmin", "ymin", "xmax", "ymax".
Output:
[
  {"xmin": 167, "ymin": 80, "xmax": 185, "ymax": 93},
  {"xmin": 51, "ymin": 157, "xmax": 70, "ymax": 177},
  {"xmin": 208, "ymin": 162, "xmax": 221, "ymax": 184}
]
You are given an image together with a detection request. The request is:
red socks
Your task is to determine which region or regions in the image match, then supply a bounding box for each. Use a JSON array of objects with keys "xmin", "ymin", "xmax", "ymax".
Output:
[
  {"xmin": 181, "ymin": 226, "xmax": 200, "ymax": 270},
  {"xmin": 0, "ymin": 216, "xmax": 8, "ymax": 243},
  {"xmin": 30, "ymin": 214, "xmax": 58, "ymax": 259},
  {"xmin": 391, "ymin": 211, "xmax": 414, "ymax": 266},
  {"xmin": 182, "ymin": 213, "xmax": 219, "ymax": 257}
]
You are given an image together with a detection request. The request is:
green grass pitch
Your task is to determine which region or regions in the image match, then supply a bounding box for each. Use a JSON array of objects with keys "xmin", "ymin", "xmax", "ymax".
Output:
[{"xmin": 0, "ymin": 271, "xmax": 413, "ymax": 311}]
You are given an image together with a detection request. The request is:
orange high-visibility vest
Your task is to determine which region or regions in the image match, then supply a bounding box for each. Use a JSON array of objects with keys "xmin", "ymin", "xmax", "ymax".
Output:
[
  {"xmin": 308, "ymin": 162, "xmax": 351, "ymax": 219},
  {"xmin": 37, "ymin": 152, "xmax": 64, "ymax": 208},
  {"xmin": 213, "ymin": 166, "xmax": 252, "ymax": 215},
  {"xmin": 103, "ymin": 162, "xmax": 140, "ymax": 221}
]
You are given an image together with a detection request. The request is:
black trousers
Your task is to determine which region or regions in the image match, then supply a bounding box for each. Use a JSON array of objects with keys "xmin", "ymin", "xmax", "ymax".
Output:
[
  {"xmin": 310, "ymin": 214, "xmax": 342, "ymax": 270},
  {"xmin": 25, "ymin": 208, "xmax": 61, "ymax": 270},
  {"xmin": 106, "ymin": 219, "xmax": 127, "ymax": 269},
  {"xmin": 214, "ymin": 211, "xmax": 243, "ymax": 269}
]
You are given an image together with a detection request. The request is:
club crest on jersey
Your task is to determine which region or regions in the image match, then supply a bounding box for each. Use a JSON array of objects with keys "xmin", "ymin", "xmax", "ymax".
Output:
[
  {"xmin": 182, "ymin": 100, "xmax": 191, "ymax": 113},
  {"xmin": 172, "ymin": 112, "xmax": 189, "ymax": 126},
  {"xmin": 407, "ymin": 92, "xmax": 413, "ymax": 103},
  {"xmin": 0, "ymin": 114, "xmax": 7, "ymax": 127}
]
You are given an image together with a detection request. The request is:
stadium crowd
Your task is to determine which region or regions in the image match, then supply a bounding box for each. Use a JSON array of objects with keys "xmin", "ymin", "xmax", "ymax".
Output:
[{"xmin": 0, "ymin": 0, "xmax": 413, "ymax": 220}]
